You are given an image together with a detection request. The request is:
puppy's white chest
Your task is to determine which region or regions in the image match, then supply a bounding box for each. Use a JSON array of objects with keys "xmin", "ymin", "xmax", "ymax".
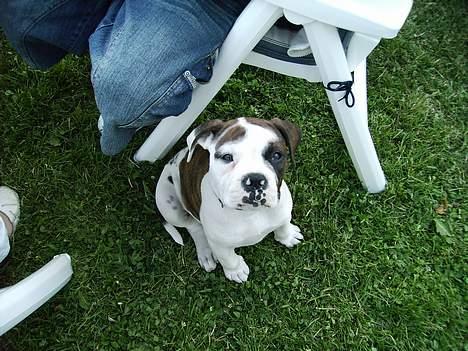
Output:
[
  {"xmin": 200, "ymin": 178, "xmax": 292, "ymax": 248},
  {"xmin": 236, "ymin": 213, "xmax": 284, "ymax": 246}
]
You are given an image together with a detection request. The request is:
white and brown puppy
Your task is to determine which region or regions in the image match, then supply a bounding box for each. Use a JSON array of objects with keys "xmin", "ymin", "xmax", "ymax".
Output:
[{"xmin": 155, "ymin": 117, "xmax": 302, "ymax": 283}]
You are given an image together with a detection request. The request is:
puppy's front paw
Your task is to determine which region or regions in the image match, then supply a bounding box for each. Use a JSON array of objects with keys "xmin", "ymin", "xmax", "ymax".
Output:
[
  {"xmin": 274, "ymin": 223, "xmax": 303, "ymax": 248},
  {"xmin": 223, "ymin": 257, "xmax": 250, "ymax": 283},
  {"xmin": 197, "ymin": 247, "xmax": 218, "ymax": 272}
]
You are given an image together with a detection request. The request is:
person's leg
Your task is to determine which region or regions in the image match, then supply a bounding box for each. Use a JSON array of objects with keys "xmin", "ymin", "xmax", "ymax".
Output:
[
  {"xmin": 0, "ymin": 186, "xmax": 20, "ymax": 264},
  {"xmin": 89, "ymin": 0, "xmax": 249, "ymax": 155},
  {"xmin": 0, "ymin": 0, "xmax": 111, "ymax": 69}
]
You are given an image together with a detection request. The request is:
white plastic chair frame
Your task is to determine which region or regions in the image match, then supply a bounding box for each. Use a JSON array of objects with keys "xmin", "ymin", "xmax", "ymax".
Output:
[
  {"xmin": 134, "ymin": 0, "xmax": 413, "ymax": 193},
  {"xmin": 0, "ymin": 254, "xmax": 73, "ymax": 336}
]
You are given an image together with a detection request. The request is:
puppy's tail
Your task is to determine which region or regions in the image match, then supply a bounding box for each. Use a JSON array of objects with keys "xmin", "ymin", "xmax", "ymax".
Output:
[{"xmin": 163, "ymin": 221, "xmax": 184, "ymax": 246}]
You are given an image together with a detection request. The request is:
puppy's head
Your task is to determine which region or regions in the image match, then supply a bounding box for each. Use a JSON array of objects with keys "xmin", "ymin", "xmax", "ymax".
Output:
[{"xmin": 187, "ymin": 117, "xmax": 301, "ymax": 210}]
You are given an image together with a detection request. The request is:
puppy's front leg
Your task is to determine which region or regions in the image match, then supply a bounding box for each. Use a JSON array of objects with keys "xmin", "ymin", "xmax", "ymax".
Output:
[
  {"xmin": 186, "ymin": 223, "xmax": 217, "ymax": 272},
  {"xmin": 274, "ymin": 223, "xmax": 303, "ymax": 248},
  {"xmin": 209, "ymin": 243, "xmax": 250, "ymax": 283}
]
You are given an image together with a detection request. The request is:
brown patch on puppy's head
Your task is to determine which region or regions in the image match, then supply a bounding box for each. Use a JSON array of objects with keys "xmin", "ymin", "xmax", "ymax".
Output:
[
  {"xmin": 215, "ymin": 124, "xmax": 246, "ymax": 149},
  {"xmin": 244, "ymin": 117, "xmax": 301, "ymax": 193},
  {"xmin": 181, "ymin": 119, "xmax": 247, "ymax": 219},
  {"xmin": 246, "ymin": 117, "xmax": 301, "ymax": 164},
  {"xmin": 269, "ymin": 118, "xmax": 301, "ymax": 165},
  {"xmin": 186, "ymin": 119, "xmax": 226, "ymax": 162}
]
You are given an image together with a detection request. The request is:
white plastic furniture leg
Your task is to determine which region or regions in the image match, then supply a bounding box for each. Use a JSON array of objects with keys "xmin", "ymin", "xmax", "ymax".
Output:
[
  {"xmin": 0, "ymin": 254, "xmax": 73, "ymax": 336},
  {"xmin": 353, "ymin": 59, "xmax": 369, "ymax": 128},
  {"xmin": 304, "ymin": 21, "xmax": 386, "ymax": 192},
  {"xmin": 134, "ymin": 1, "xmax": 283, "ymax": 162}
]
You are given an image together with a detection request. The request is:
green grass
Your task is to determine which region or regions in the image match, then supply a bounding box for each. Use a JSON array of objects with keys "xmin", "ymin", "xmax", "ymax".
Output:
[{"xmin": 0, "ymin": 1, "xmax": 466, "ymax": 350}]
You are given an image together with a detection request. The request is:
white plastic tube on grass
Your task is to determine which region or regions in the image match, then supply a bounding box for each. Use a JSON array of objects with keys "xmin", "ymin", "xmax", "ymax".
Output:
[{"xmin": 0, "ymin": 254, "xmax": 73, "ymax": 336}]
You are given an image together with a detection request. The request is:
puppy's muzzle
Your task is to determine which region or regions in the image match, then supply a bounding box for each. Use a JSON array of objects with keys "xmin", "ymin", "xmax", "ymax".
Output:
[
  {"xmin": 241, "ymin": 173, "xmax": 268, "ymax": 192},
  {"xmin": 240, "ymin": 173, "xmax": 271, "ymax": 208}
]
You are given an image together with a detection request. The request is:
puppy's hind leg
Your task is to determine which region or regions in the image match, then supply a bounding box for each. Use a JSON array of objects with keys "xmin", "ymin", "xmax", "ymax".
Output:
[
  {"xmin": 156, "ymin": 168, "xmax": 217, "ymax": 272},
  {"xmin": 156, "ymin": 168, "xmax": 191, "ymax": 245}
]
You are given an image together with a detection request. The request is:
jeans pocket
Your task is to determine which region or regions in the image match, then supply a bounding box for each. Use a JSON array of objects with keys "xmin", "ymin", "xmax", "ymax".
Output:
[
  {"xmin": 119, "ymin": 74, "xmax": 191, "ymax": 129},
  {"xmin": 119, "ymin": 49, "xmax": 218, "ymax": 130}
]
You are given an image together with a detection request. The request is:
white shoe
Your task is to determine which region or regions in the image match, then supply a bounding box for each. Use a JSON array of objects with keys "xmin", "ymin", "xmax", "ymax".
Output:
[
  {"xmin": 0, "ymin": 186, "xmax": 20, "ymax": 237},
  {"xmin": 98, "ymin": 115, "xmax": 104, "ymax": 134}
]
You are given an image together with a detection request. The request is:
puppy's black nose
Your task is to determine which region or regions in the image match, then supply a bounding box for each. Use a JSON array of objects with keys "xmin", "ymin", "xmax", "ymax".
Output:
[{"xmin": 241, "ymin": 173, "xmax": 268, "ymax": 191}]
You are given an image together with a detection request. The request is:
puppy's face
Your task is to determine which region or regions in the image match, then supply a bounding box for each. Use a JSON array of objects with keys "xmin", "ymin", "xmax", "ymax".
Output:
[{"xmin": 186, "ymin": 118, "xmax": 301, "ymax": 211}]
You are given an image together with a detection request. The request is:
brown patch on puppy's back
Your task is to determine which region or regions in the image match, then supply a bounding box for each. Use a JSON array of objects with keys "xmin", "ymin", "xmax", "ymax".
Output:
[
  {"xmin": 180, "ymin": 119, "xmax": 243, "ymax": 220},
  {"xmin": 179, "ymin": 146, "xmax": 210, "ymax": 220}
]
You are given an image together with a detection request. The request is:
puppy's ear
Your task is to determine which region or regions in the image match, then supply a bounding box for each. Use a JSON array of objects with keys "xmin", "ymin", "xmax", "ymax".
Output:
[
  {"xmin": 270, "ymin": 118, "xmax": 301, "ymax": 164},
  {"xmin": 186, "ymin": 119, "xmax": 225, "ymax": 162}
]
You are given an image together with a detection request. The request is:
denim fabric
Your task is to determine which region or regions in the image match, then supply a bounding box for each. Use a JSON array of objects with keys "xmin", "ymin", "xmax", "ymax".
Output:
[
  {"xmin": 0, "ymin": 0, "xmax": 249, "ymax": 155},
  {"xmin": 90, "ymin": 0, "xmax": 249, "ymax": 155},
  {"xmin": 0, "ymin": 0, "xmax": 111, "ymax": 69}
]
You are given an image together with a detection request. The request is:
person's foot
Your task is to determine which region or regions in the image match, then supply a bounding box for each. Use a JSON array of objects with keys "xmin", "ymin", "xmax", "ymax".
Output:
[{"xmin": 0, "ymin": 186, "xmax": 20, "ymax": 238}]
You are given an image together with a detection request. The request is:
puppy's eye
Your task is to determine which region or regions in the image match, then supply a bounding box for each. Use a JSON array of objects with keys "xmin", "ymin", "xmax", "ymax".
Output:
[
  {"xmin": 221, "ymin": 153, "xmax": 233, "ymax": 163},
  {"xmin": 271, "ymin": 152, "xmax": 283, "ymax": 161}
]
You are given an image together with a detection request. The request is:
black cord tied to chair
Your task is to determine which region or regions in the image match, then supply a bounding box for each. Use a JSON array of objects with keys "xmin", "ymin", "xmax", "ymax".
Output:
[{"xmin": 325, "ymin": 72, "xmax": 355, "ymax": 108}]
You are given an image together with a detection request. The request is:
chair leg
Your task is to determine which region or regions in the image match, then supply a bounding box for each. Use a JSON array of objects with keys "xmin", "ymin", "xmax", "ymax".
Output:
[
  {"xmin": 134, "ymin": 0, "xmax": 283, "ymax": 162},
  {"xmin": 353, "ymin": 59, "xmax": 369, "ymax": 128},
  {"xmin": 303, "ymin": 21, "xmax": 386, "ymax": 193}
]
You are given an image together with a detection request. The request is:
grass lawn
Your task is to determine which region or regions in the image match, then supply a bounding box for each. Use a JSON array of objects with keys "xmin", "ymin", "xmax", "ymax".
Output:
[{"xmin": 0, "ymin": 1, "xmax": 466, "ymax": 350}]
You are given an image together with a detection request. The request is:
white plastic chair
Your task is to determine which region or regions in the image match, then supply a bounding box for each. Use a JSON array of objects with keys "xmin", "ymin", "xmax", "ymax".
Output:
[
  {"xmin": 0, "ymin": 254, "xmax": 73, "ymax": 336},
  {"xmin": 134, "ymin": 0, "xmax": 413, "ymax": 193}
]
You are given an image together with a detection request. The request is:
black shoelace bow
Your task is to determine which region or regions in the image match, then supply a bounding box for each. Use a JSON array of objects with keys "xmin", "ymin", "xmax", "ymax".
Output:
[{"xmin": 324, "ymin": 72, "xmax": 355, "ymax": 108}]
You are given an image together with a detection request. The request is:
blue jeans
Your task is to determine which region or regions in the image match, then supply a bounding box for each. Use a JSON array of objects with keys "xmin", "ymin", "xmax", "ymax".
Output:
[
  {"xmin": 0, "ymin": 0, "xmax": 111, "ymax": 69},
  {"xmin": 0, "ymin": 0, "xmax": 248, "ymax": 155}
]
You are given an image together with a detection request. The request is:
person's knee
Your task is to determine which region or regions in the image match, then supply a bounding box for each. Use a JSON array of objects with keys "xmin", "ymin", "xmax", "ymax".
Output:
[
  {"xmin": 94, "ymin": 58, "xmax": 197, "ymax": 156},
  {"xmin": 93, "ymin": 62, "xmax": 182, "ymax": 131},
  {"xmin": 93, "ymin": 48, "xmax": 218, "ymax": 131},
  {"xmin": 92, "ymin": 62, "xmax": 138, "ymax": 124}
]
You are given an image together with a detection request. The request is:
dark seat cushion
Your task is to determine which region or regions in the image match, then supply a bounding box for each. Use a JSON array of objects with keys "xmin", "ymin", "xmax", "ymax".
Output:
[{"xmin": 252, "ymin": 17, "xmax": 351, "ymax": 66}]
